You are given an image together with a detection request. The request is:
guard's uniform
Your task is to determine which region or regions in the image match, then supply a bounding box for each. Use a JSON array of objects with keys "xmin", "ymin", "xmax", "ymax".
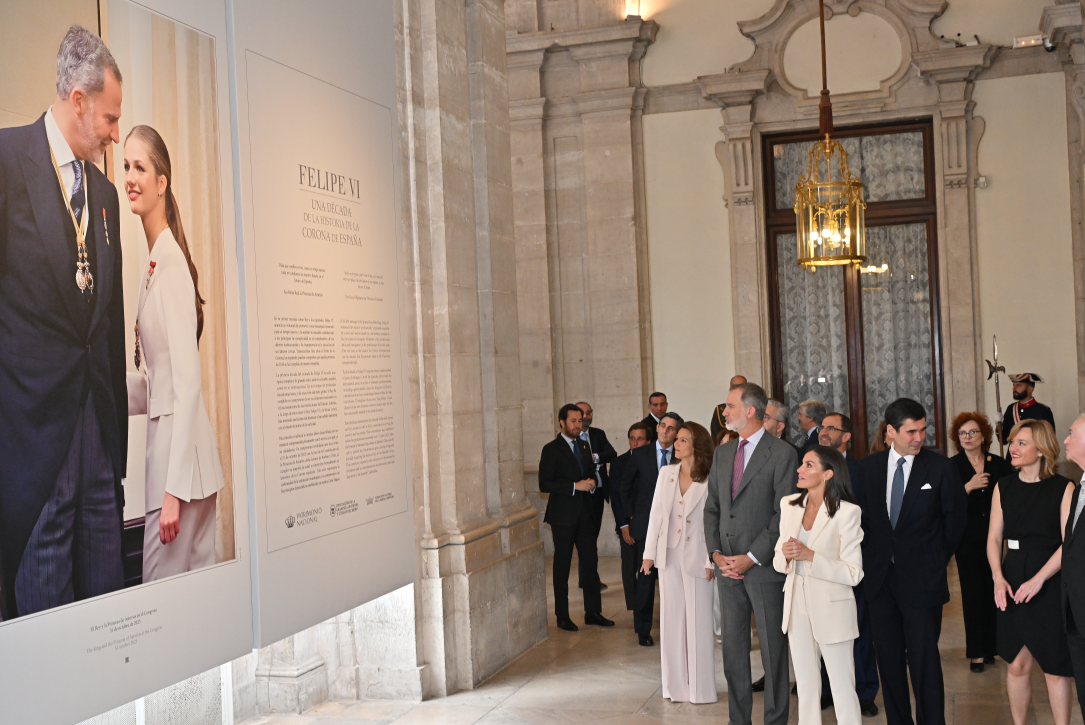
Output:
[{"xmin": 1001, "ymin": 372, "xmax": 1056, "ymax": 444}]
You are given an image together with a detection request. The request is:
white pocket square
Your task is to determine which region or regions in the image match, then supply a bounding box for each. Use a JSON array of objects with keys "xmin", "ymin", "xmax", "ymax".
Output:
[{"xmin": 921, "ymin": 483, "xmax": 932, "ymax": 490}]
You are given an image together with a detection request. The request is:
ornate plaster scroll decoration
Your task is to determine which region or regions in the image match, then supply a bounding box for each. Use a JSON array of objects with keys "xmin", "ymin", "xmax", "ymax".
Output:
[{"xmin": 729, "ymin": 0, "xmax": 950, "ymax": 114}]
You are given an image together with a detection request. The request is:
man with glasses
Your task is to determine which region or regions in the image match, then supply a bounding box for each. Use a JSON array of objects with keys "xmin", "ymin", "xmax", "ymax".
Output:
[{"xmin": 818, "ymin": 413, "xmax": 880, "ymax": 717}]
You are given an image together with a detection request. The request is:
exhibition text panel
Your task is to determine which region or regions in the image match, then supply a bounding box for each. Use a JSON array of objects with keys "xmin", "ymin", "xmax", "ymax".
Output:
[{"xmin": 245, "ymin": 52, "xmax": 406, "ymax": 552}]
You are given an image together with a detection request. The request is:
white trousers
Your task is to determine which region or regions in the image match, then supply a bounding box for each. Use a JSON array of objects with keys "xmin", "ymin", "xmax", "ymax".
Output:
[
  {"xmin": 788, "ymin": 575, "xmax": 861, "ymax": 725},
  {"xmin": 659, "ymin": 552, "xmax": 718, "ymax": 704},
  {"xmin": 143, "ymin": 493, "xmax": 217, "ymax": 583}
]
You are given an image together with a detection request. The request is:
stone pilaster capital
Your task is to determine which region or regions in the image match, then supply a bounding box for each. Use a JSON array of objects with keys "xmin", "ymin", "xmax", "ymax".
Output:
[
  {"xmin": 695, "ymin": 69, "xmax": 773, "ymax": 109},
  {"xmin": 912, "ymin": 44, "xmax": 996, "ymax": 85},
  {"xmin": 505, "ymin": 17, "xmax": 657, "ymax": 55},
  {"xmin": 509, "ymin": 97, "xmax": 547, "ymax": 125},
  {"xmin": 507, "ymin": 49, "xmax": 546, "ymax": 72},
  {"xmin": 1041, "ymin": 2, "xmax": 1083, "ymax": 52},
  {"xmin": 573, "ymin": 87, "xmax": 638, "ymax": 115}
]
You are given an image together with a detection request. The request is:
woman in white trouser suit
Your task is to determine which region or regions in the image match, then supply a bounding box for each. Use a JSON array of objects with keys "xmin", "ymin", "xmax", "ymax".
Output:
[
  {"xmin": 774, "ymin": 445, "xmax": 864, "ymax": 725},
  {"xmin": 123, "ymin": 126, "xmax": 225, "ymax": 582},
  {"xmin": 642, "ymin": 422, "xmax": 717, "ymax": 704}
]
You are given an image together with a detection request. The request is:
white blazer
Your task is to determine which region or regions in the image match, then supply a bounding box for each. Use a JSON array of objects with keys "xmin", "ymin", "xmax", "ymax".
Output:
[
  {"xmin": 642, "ymin": 463, "xmax": 712, "ymax": 578},
  {"xmin": 127, "ymin": 229, "xmax": 225, "ymax": 513},
  {"xmin": 773, "ymin": 493, "xmax": 864, "ymax": 644}
]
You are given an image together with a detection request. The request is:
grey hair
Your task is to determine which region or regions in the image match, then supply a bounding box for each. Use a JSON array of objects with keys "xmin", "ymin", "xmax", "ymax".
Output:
[
  {"xmin": 736, "ymin": 383, "xmax": 768, "ymax": 421},
  {"xmin": 800, "ymin": 399, "xmax": 827, "ymax": 426},
  {"xmin": 767, "ymin": 399, "xmax": 789, "ymax": 423},
  {"xmin": 56, "ymin": 25, "xmax": 122, "ymax": 100}
]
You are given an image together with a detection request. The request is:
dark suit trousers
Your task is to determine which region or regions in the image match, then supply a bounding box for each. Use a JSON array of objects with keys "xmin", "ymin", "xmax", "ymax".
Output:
[
  {"xmin": 1065, "ymin": 606, "xmax": 1085, "ymax": 717},
  {"xmin": 955, "ymin": 538, "xmax": 997, "ymax": 659},
  {"xmin": 869, "ymin": 565, "xmax": 945, "ymax": 725},
  {"xmin": 578, "ymin": 492, "xmax": 606, "ymax": 588},
  {"xmin": 821, "ymin": 582, "xmax": 879, "ymax": 701},
  {"xmin": 14, "ymin": 392, "xmax": 123, "ymax": 615},
  {"xmin": 632, "ymin": 538, "xmax": 657, "ymax": 634},
  {"xmin": 618, "ymin": 533, "xmax": 637, "ymax": 610},
  {"xmin": 550, "ymin": 501, "xmax": 601, "ymax": 620}
]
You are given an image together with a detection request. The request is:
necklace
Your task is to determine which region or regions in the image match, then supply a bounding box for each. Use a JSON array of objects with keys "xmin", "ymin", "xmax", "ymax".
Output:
[{"xmin": 47, "ymin": 147, "xmax": 93, "ymax": 294}]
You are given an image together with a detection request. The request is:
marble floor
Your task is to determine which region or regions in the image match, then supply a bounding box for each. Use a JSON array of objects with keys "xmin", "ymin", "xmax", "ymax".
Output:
[{"xmin": 241, "ymin": 556, "xmax": 1083, "ymax": 725}]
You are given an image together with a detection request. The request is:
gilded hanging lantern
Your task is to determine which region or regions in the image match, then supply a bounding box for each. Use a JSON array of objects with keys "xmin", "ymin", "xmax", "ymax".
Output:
[{"xmin": 794, "ymin": 135, "xmax": 866, "ymax": 270}]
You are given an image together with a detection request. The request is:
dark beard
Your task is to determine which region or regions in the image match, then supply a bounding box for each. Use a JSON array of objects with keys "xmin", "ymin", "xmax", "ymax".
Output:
[{"xmin": 1013, "ymin": 389, "xmax": 1030, "ymax": 401}]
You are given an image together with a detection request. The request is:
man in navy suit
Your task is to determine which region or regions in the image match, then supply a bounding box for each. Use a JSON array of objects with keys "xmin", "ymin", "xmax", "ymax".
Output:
[
  {"xmin": 620, "ymin": 411, "xmax": 683, "ymax": 646},
  {"xmin": 538, "ymin": 404, "xmax": 615, "ymax": 631},
  {"xmin": 575, "ymin": 401, "xmax": 616, "ymax": 592},
  {"xmin": 1061, "ymin": 415, "xmax": 1085, "ymax": 715},
  {"xmin": 0, "ymin": 26, "xmax": 127, "ymax": 619},
  {"xmin": 608, "ymin": 422, "xmax": 650, "ymax": 610},
  {"xmin": 819, "ymin": 413, "xmax": 878, "ymax": 718},
  {"xmin": 854, "ymin": 399, "xmax": 966, "ymax": 725}
]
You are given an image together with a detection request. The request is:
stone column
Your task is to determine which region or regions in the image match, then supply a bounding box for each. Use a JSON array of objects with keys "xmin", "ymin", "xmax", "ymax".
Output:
[
  {"xmin": 405, "ymin": 0, "xmax": 546, "ymax": 697},
  {"xmin": 1046, "ymin": 2, "xmax": 1085, "ymax": 411},
  {"xmin": 698, "ymin": 71, "xmax": 773, "ymax": 385},
  {"xmin": 253, "ymin": 629, "xmax": 328, "ymax": 714},
  {"xmin": 913, "ymin": 45, "xmax": 995, "ymax": 420}
]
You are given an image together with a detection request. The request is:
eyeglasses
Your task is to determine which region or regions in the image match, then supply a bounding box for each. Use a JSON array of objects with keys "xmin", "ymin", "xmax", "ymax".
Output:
[
  {"xmin": 958, "ymin": 430, "xmax": 982, "ymax": 438},
  {"xmin": 821, "ymin": 426, "xmax": 845, "ymax": 435}
]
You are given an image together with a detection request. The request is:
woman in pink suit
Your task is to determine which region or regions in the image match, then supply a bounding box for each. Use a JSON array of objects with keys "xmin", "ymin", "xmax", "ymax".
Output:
[{"xmin": 642, "ymin": 421, "xmax": 717, "ymax": 704}]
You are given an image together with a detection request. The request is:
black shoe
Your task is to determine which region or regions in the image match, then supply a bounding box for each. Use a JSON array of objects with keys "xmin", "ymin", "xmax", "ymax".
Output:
[
  {"xmin": 859, "ymin": 700, "xmax": 878, "ymax": 717},
  {"xmin": 584, "ymin": 613, "xmax": 615, "ymax": 627},
  {"xmin": 820, "ymin": 691, "xmax": 833, "ymax": 710},
  {"xmin": 599, "ymin": 582, "xmax": 608, "ymax": 591},
  {"xmin": 751, "ymin": 676, "xmax": 765, "ymax": 692},
  {"xmin": 556, "ymin": 618, "xmax": 578, "ymax": 632},
  {"xmin": 969, "ymin": 661, "xmax": 984, "ymax": 673},
  {"xmin": 984, "ymin": 656, "xmax": 996, "ymax": 665},
  {"xmin": 638, "ymin": 633, "xmax": 655, "ymax": 647}
]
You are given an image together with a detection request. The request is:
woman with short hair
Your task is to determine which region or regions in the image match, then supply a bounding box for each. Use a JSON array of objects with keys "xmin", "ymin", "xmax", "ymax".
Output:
[
  {"xmin": 950, "ymin": 412, "xmax": 1012, "ymax": 672},
  {"xmin": 641, "ymin": 422, "xmax": 717, "ymax": 704},
  {"xmin": 989, "ymin": 419, "xmax": 1075, "ymax": 725}
]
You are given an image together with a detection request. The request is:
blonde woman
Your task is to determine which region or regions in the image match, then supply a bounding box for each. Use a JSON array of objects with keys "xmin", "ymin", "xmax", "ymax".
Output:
[
  {"xmin": 123, "ymin": 125, "xmax": 225, "ymax": 582},
  {"xmin": 641, "ymin": 422, "xmax": 717, "ymax": 704},
  {"xmin": 774, "ymin": 446, "xmax": 864, "ymax": 725},
  {"xmin": 989, "ymin": 419, "xmax": 1075, "ymax": 725}
]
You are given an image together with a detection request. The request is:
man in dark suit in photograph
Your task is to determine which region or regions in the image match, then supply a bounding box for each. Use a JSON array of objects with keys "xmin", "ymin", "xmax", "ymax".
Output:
[
  {"xmin": 1061, "ymin": 415, "xmax": 1085, "ymax": 715},
  {"xmin": 621, "ymin": 411, "xmax": 683, "ymax": 646},
  {"xmin": 854, "ymin": 398, "xmax": 966, "ymax": 725},
  {"xmin": 609, "ymin": 422, "xmax": 650, "ymax": 611},
  {"xmin": 704, "ymin": 382, "xmax": 798, "ymax": 725},
  {"xmin": 640, "ymin": 391, "xmax": 668, "ymax": 443},
  {"xmin": 0, "ymin": 26, "xmax": 128, "ymax": 619},
  {"xmin": 819, "ymin": 412, "xmax": 879, "ymax": 718},
  {"xmin": 798, "ymin": 398, "xmax": 826, "ymax": 452},
  {"xmin": 538, "ymin": 404, "xmax": 615, "ymax": 631},
  {"xmin": 576, "ymin": 401, "xmax": 616, "ymax": 592}
]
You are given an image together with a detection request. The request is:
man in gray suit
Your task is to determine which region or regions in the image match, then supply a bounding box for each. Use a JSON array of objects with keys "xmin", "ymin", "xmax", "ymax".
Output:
[{"xmin": 705, "ymin": 382, "xmax": 798, "ymax": 725}]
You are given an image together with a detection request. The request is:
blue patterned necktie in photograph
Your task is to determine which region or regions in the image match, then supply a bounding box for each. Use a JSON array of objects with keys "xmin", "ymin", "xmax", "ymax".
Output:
[
  {"xmin": 889, "ymin": 457, "xmax": 906, "ymax": 528},
  {"xmin": 70, "ymin": 160, "xmax": 85, "ymax": 225}
]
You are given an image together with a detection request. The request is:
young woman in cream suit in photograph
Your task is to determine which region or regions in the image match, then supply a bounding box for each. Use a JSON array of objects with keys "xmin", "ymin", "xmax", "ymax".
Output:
[
  {"xmin": 774, "ymin": 445, "xmax": 864, "ymax": 725},
  {"xmin": 123, "ymin": 125, "xmax": 225, "ymax": 582},
  {"xmin": 641, "ymin": 422, "xmax": 717, "ymax": 704}
]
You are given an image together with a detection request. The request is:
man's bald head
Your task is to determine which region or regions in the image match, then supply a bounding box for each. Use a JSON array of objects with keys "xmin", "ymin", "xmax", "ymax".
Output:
[{"xmin": 729, "ymin": 375, "xmax": 747, "ymax": 390}]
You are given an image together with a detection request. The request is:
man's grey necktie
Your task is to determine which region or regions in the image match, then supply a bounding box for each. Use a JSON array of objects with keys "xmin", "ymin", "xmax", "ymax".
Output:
[
  {"xmin": 1073, "ymin": 482, "xmax": 1085, "ymax": 532},
  {"xmin": 889, "ymin": 457, "xmax": 907, "ymax": 529}
]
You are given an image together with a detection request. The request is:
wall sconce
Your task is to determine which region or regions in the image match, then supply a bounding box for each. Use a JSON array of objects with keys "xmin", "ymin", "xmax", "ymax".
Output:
[{"xmin": 625, "ymin": 0, "xmax": 640, "ymax": 19}]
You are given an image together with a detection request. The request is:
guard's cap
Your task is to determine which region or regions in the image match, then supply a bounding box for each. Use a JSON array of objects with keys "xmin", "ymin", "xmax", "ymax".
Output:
[{"xmin": 1010, "ymin": 373, "xmax": 1043, "ymax": 384}]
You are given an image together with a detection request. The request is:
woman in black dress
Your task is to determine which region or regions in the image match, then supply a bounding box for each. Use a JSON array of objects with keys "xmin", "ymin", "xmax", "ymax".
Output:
[
  {"xmin": 950, "ymin": 412, "xmax": 1012, "ymax": 673},
  {"xmin": 988, "ymin": 419, "xmax": 1075, "ymax": 725}
]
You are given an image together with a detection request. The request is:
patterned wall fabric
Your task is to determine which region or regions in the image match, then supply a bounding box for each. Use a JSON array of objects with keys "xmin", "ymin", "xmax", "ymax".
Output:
[
  {"xmin": 861, "ymin": 223, "xmax": 936, "ymax": 446},
  {"xmin": 774, "ymin": 131, "xmax": 925, "ymax": 210},
  {"xmin": 776, "ymin": 233, "xmax": 851, "ymax": 447}
]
